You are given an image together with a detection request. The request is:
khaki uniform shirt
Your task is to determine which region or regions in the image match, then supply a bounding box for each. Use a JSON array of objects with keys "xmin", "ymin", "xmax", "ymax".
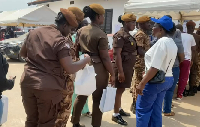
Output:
[
  {"xmin": 112, "ymin": 28, "xmax": 137, "ymax": 87},
  {"xmin": 134, "ymin": 29, "xmax": 150, "ymax": 68},
  {"xmin": 75, "ymin": 24, "xmax": 108, "ymax": 63},
  {"xmin": 193, "ymin": 34, "xmax": 200, "ymax": 53},
  {"xmin": 113, "ymin": 28, "xmax": 137, "ymax": 55},
  {"xmin": 63, "ymin": 34, "xmax": 76, "ymax": 84},
  {"xmin": 192, "ymin": 33, "xmax": 200, "ymax": 63},
  {"xmin": 20, "ymin": 25, "xmax": 71, "ymax": 90}
]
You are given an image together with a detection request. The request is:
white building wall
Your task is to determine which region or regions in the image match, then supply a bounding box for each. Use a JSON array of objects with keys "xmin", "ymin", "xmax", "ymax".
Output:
[
  {"xmin": 39, "ymin": 0, "xmax": 127, "ymax": 35},
  {"xmin": 37, "ymin": 0, "xmax": 128, "ymax": 47}
]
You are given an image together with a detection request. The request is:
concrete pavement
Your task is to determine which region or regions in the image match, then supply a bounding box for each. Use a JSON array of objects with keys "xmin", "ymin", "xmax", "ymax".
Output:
[{"xmin": 2, "ymin": 59, "xmax": 200, "ymax": 127}]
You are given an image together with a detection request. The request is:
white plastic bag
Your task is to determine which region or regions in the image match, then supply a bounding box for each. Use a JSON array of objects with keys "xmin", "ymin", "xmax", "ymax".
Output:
[
  {"xmin": 0, "ymin": 95, "xmax": 8, "ymax": 125},
  {"xmin": 99, "ymin": 86, "xmax": 117, "ymax": 113},
  {"xmin": 75, "ymin": 64, "xmax": 96, "ymax": 96}
]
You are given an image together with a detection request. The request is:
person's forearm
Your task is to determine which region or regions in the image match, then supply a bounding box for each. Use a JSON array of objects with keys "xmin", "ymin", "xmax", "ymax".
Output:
[
  {"xmin": 140, "ymin": 67, "xmax": 158, "ymax": 85},
  {"xmin": 101, "ymin": 57, "xmax": 115, "ymax": 76},
  {"xmin": 191, "ymin": 51, "xmax": 196, "ymax": 62},
  {"xmin": 5, "ymin": 80, "xmax": 14, "ymax": 90},
  {"xmin": 137, "ymin": 47, "xmax": 145, "ymax": 56},
  {"xmin": 116, "ymin": 54, "xmax": 123, "ymax": 73},
  {"xmin": 178, "ymin": 57, "xmax": 184, "ymax": 63},
  {"xmin": 62, "ymin": 59, "xmax": 88, "ymax": 74},
  {"xmin": 178, "ymin": 53, "xmax": 185, "ymax": 63},
  {"xmin": 70, "ymin": 60, "xmax": 89, "ymax": 74},
  {"xmin": 191, "ymin": 46, "xmax": 196, "ymax": 62},
  {"xmin": 0, "ymin": 78, "xmax": 14, "ymax": 91}
]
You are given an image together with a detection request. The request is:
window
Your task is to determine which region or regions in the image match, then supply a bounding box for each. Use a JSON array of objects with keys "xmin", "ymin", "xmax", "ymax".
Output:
[
  {"xmin": 70, "ymin": 1, "xmax": 74, "ymax": 5},
  {"xmin": 101, "ymin": 9, "xmax": 113, "ymax": 34}
]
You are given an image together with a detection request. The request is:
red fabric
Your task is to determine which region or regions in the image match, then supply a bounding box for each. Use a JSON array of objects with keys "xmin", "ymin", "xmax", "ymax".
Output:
[
  {"xmin": 108, "ymin": 49, "xmax": 113, "ymax": 61},
  {"xmin": 177, "ymin": 60, "xmax": 191, "ymax": 96}
]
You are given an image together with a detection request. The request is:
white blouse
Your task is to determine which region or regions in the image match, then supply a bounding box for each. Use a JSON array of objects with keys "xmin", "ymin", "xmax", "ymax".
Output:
[{"xmin": 145, "ymin": 37, "xmax": 178, "ymax": 77}]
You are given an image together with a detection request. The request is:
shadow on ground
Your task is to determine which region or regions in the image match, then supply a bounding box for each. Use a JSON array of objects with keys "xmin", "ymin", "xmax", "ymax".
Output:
[
  {"xmin": 163, "ymin": 92, "xmax": 200, "ymax": 127},
  {"xmin": 7, "ymin": 58, "xmax": 24, "ymax": 64},
  {"xmin": 67, "ymin": 114, "xmax": 136, "ymax": 127}
]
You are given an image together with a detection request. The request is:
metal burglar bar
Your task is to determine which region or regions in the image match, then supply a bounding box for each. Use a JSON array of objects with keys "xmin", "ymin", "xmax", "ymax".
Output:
[{"xmin": 101, "ymin": 9, "xmax": 113, "ymax": 34}]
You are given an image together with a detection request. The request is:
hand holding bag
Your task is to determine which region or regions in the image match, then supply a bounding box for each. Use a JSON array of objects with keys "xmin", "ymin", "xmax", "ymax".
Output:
[{"xmin": 148, "ymin": 59, "xmax": 172, "ymax": 84}]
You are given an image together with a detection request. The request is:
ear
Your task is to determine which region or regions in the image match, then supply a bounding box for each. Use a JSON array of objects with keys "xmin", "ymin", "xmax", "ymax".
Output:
[
  {"xmin": 124, "ymin": 22, "xmax": 128, "ymax": 26},
  {"xmin": 97, "ymin": 15, "xmax": 101, "ymax": 20},
  {"xmin": 160, "ymin": 27, "xmax": 163, "ymax": 32},
  {"xmin": 63, "ymin": 23, "xmax": 67, "ymax": 29}
]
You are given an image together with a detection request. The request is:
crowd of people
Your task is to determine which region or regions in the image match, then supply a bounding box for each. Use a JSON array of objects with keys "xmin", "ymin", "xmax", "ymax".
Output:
[
  {"xmin": 1, "ymin": 2, "xmax": 200, "ymax": 127},
  {"xmin": 0, "ymin": 27, "xmax": 16, "ymax": 41}
]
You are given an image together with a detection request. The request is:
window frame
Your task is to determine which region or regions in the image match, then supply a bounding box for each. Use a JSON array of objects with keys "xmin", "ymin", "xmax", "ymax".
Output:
[{"xmin": 101, "ymin": 9, "xmax": 113, "ymax": 34}]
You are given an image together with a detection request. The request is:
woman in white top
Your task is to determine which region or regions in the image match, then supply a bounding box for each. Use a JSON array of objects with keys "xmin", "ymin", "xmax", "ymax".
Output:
[{"xmin": 135, "ymin": 16, "xmax": 178, "ymax": 127}]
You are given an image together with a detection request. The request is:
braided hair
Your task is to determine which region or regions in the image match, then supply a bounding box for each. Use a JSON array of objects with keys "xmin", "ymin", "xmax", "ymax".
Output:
[
  {"xmin": 118, "ymin": 15, "xmax": 124, "ymax": 25},
  {"xmin": 55, "ymin": 12, "xmax": 68, "ymax": 26},
  {"xmin": 83, "ymin": 6, "xmax": 98, "ymax": 21}
]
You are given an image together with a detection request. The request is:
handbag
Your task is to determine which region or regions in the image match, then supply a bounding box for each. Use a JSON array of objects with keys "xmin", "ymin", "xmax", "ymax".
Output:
[{"xmin": 148, "ymin": 59, "xmax": 172, "ymax": 84}]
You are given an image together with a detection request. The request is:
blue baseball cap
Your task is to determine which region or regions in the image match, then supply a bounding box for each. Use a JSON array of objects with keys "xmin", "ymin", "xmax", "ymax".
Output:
[{"xmin": 151, "ymin": 15, "xmax": 173, "ymax": 31}]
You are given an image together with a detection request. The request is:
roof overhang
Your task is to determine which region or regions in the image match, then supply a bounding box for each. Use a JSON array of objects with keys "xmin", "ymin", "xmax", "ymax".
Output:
[{"xmin": 28, "ymin": 0, "xmax": 62, "ymax": 6}]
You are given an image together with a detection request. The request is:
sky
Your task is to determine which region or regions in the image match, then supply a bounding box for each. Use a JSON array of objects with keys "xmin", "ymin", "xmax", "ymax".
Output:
[{"xmin": 0, "ymin": 0, "xmax": 36, "ymax": 11}]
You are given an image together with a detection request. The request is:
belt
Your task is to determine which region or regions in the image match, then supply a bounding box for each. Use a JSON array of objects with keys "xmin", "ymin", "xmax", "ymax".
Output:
[
  {"xmin": 121, "ymin": 51, "xmax": 137, "ymax": 56},
  {"xmin": 83, "ymin": 52, "xmax": 99, "ymax": 56}
]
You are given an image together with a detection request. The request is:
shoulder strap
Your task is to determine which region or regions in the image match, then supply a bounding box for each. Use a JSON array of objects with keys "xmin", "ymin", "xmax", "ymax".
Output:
[
  {"xmin": 145, "ymin": 59, "xmax": 172, "ymax": 73},
  {"xmin": 166, "ymin": 59, "xmax": 172, "ymax": 72}
]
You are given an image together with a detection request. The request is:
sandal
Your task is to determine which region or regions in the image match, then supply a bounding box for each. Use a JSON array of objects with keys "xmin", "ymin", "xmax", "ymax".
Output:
[
  {"xmin": 163, "ymin": 112, "xmax": 175, "ymax": 116},
  {"xmin": 82, "ymin": 112, "xmax": 92, "ymax": 118}
]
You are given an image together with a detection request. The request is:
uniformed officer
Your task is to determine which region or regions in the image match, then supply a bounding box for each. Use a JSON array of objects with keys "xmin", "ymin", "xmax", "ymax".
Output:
[
  {"xmin": 112, "ymin": 13, "xmax": 137, "ymax": 125},
  {"xmin": 19, "ymin": 8, "xmax": 90, "ymax": 127},
  {"xmin": 55, "ymin": 7, "xmax": 85, "ymax": 127},
  {"xmin": 130, "ymin": 16, "xmax": 151, "ymax": 114},
  {"xmin": 196, "ymin": 26, "xmax": 200, "ymax": 35},
  {"xmin": 71, "ymin": 4, "xmax": 115, "ymax": 127},
  {"xmin": 187, "ymin": 21, "xmax": 200, "ymax": 96}
]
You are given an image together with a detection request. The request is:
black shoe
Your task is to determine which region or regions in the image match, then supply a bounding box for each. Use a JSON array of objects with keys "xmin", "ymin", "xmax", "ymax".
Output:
[
  {"xmin": 197, "ymin": 85, "xmax": 200, "ymax": 91},
  {"xmin": 183, "ymin": 88, "xmax": 188, "ymax": 97},
  {"xmin": 73, "ymin": 123, "xmax": 85, "ymax": 127},
  {"xmin": 119, "ymin": 109, "xmax": 131, "ymax": 116},
  {"xmin": 193, "ymin": 86, "xmax": 198, "ymax": 93},
  {"xmin": 112, "ymin": 115, "xmax": 128, "ymax": 126},
  {"xmin": 188, "ymin": 90, "xmax": 195, "ymax": 96},
  {"xmin": 130, "ymin": 103, "xmax": 133, "ymax": 112},
  {"xmin": 130, "ymin": 103, "xmax": 136, "ymax": 114}
]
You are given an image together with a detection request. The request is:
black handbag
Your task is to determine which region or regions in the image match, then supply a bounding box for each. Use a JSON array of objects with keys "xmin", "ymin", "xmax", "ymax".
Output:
[{"xmin": 148, "ymin": 59, "xmax": 172, "ymax": 84}]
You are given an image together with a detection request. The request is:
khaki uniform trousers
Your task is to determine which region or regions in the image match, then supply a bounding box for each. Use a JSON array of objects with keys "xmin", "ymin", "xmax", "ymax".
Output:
[
  {"xmin": 132, "ymin": 66, "xmax": 145, "ymax": 102},
  {"xmin": 21, "ymin": 87, "xmax": 62, "ymax": 127},
  {"xmin": 71, "ymin": 62, "xmax": 109, "ymax": 127},
  {"xmin": 55, "ymin": 77, "xmax": 74, "ymax": 127}
]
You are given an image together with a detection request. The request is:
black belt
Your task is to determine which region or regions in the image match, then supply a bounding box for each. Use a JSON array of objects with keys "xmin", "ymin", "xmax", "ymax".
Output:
[
  {"xmin": 121, "ymin": 51, "xmax": 137, "ymax": 56},
  {"xmin": 83, "ymin": 52, "xmax": 99, "ymax": 56}
]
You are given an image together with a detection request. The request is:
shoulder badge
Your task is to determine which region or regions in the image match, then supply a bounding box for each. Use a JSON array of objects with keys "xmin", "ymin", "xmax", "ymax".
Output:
[{"xmin": 129, "ymin": 37, "xmax": 134, "ymax": 45}]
